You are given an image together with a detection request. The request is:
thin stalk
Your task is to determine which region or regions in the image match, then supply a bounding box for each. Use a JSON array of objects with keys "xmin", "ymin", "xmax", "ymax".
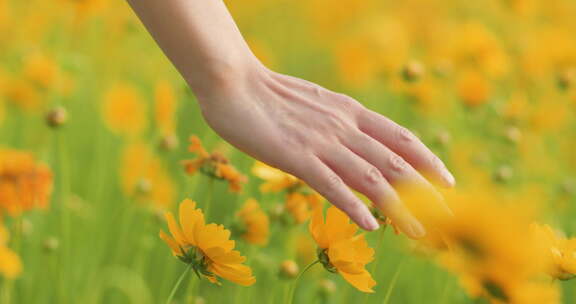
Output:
[
  {"xmin": 203, "ymin": 178, "xmax": 215, "ymax": 219},
  {"xmin": 361, "ymin": 225, "xmax": 388, "ymax": 304},
  {"xmin": 286, "ymin": 260, "xmax": 320, "ymax": 304},
  {"xmin": 165, "ymin": 264, "xmax": 193, "ymax": 304},
  {"xmin": 382, "ymin": 260, "xmax": 404, "ymax": 304}
]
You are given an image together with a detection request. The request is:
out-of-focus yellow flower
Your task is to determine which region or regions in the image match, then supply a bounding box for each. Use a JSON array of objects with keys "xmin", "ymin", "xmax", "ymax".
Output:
[
  {"xmin": 235, "ymin": 199, "xmax": 269, "ymax": 246},
  {"xmin": 154, "ymin": 80, "xmax": 178, "ymax": 137},
  {"xmin": 531, "ymin": 223, "xmax": 576, "ymax": 280},
  {"xmin": 0, "ymin": 149, "xmax": 53, "ymax": 217},
  {"xmin": 449, "ymin": 23, "xmax": 509, "ymax": 78},
  {"xmin": 309, "ymin": 206, "xmax": 376, "ymax": 293},
  {"xmin": 3, "ymin": 78, "xmax": 41, "ymax": 111},
  {"xmin": 252, "ymin": 161, "xmax": 300, "ymax": 193},
  {"xmin": 183, "ymin": 135, "xmax": 247, "ymax": 193},
  {"xmin": 0, "ymin": 224, "xmax": 22, "ymax": 279},
  {"xmin": 120, "ymin": 142, "xmax": 174, "ymax": 210},
  {"xmin": 160, "ymin": 199, "xmax": 256, "ymax": 286},
  {"xmin": 23, "ymin": 53, "xmax": 64, "ymax": 91},
  {"xmin": 285, "ymin": 192, "xmax": 322, "ymax": 224},
  {"xmin": 102, "ymin": 83, "xmax": 147, "ymax": 137},
  {"xmin": 458, "ymin": 71, "xmax": 491, "ymax": 107},
  {"xmin": 404, "ymin": 186, "xmax": 557, "ymax": 303}
]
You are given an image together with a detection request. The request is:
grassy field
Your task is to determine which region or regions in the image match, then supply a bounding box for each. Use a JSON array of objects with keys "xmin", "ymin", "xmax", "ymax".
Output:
[{"xmin": 1, "ymin": 0, "xmax": 576, "ymax": 303}]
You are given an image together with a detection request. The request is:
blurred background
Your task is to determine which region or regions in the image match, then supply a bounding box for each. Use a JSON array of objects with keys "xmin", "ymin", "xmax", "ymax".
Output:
[{"xmin": 0, "ymin": 0, "xmax": 575, "ymax": 303}]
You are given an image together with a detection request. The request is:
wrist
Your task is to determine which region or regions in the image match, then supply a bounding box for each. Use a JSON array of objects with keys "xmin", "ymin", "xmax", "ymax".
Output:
[{"xmin": 186, "ymin": 52, "xmax": 264, "ymax": 103}]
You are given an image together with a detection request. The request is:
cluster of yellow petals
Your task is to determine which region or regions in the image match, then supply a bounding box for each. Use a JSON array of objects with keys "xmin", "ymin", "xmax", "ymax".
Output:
[
  {"xmin": 251, "ymin": 161, "xmax": 301, "ymax": 193},
  {"xmin": 285, "ymin": 192, "xmax": 323, "ymax": 224},
  {"xmin": 1, "ymin": 52, "xmax": 71, "ymax": 112},
  {"xmin": 102, "ymin": 83, "xmax": 147, "ymax": 137},
  {"xmin": 236, "ymin": 199, "xmax": 269, "ymax": 246},
  {"xmin": 0, "ymin": 223, "xmax": 22, "ymax": 279},
  {"xmin": 182, "ymin": 135, "xmax": 247, "ymax": 193},
  {"xmin": 531, "ymin": 223, "xmax": 576, "ymax": 280},
  {"xmin": 309, "ymin": 206, "xmax": 376, "ymax": 293},
  {"xmin": 120, "ymin": 142, "xmax": 174, "ymax": 209},
  {"xmin": 252, "ymin": 161, "xmax": 323, "ymax": 223},
  {"xmin": 0, "ymin": 149, "xmax": 53, "ymax": 217},
  {"xmin": 160, "ymin": 199, "xmax": 256, "ymax": 286},
  {"xmin": 401, "ymin": 185, "xmax": 560, "ymax": 304},
  {"xmin": 154, "ymin": 80, "xmax": 178, "ymax": 137}
]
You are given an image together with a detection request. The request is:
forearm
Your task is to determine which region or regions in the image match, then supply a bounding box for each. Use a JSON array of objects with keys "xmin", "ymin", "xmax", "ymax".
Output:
[{"xmin": 126, "ymin": 0, "xmax": 258, "ymax": 98}]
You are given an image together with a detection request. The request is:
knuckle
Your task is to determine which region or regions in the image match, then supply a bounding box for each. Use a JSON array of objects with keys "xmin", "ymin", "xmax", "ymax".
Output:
[
  {"xmin": 319, "ymin": 173, "xmax": 343, "ymax": 195},
  {"xmin": 312, "ymin": 86, "xmax": 323, "ymax": 98},
  {"xmin": 396, "ymin": 126, "xmax": 417, "ymax": 143},
  {"xmin": 389, "ymin": 154, "xmax": 408, "ymax": 173},
  {"xmin": 363, "ymin": 166, "xmax": 383, "ymax": 186}
]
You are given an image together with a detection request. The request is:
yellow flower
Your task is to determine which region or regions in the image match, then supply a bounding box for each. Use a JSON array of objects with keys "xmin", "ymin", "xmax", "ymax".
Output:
[
  {"xmin": 182, "ymin": 135, "xmax": 247, "ymax": 193},
  {"xmin": 0, "ymin": 224, "xmax": 22, "ymax": 279},
  {"xmin": 159, "ymin": 199, "xmax": 256, "ymax": 286},
  {"xmin": 235, "ymin": 199, "xmax": 269, "ymax": 246},
  {"xmin": 285, "ymin": 192, "xmax": 322, "ymax": 224},
  {"xmin": 408, "ymin": 188, "xmax": 557, "ymax": 303},
  {"xmin": 3, "ymin": 78, "xmax": 41, "ymax": 111},
  {"xmin": 120, "ymin": 142, "xmax": 174, "ymax": 210},
  {"xmin": 309, "ymin": 206, "xmax": 376, "ymax": 293},
  {"xmin": 23, "ymin": 53, "xmax": 64, "ymax": 91},
  {"xmin": 0, "ymin": 149, "xmax": 53, "ymax": 217},
  {"xmin": 531, "ymin": 223, "xmax": 576, "ymax": 280},
  {"xmin": 458, "ymin": 71, "xmax": 491, "ymax": 107},
  {"xmin": 154, "ymin": 80, "xmax": 178, "ymax": 137},
  {"xmin": 102, "ymin": 83, "xmax": 147, "ymax": 137},
  {"xmin": 251, "ymin": 161, "xmax": 301, "ymax": 193}
]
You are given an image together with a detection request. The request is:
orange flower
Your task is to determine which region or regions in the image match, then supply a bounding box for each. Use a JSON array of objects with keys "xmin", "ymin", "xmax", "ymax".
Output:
[
  {"xmin": 102, "ymin": 83, "xmax": 147, "ymax": 137},
  {"xmin": 285, "ymin": 192, "xmax": 322, "ymax": 224},
  {"xmin": 182, "ymin": 135, "xmax": 247, "ymax": 193},
  {"xmin": 236, "ymin": 199, "xmax": 269, "ymax": 246},
  {"xmin": 0, "ymin": 149, "xmax": 53, "ymax": 217},
  {"xmin": 309, "ymin": 206, "xmax": 376, "ymax": 293},
  {"xmin": 160, "ymin": 199, "xmax": 256, "ymax": 286}
]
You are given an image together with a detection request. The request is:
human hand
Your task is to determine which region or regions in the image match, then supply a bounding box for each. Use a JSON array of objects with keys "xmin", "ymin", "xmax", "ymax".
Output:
[{"xmin": 196, "ymin": 64, "xmax": 455, "ymax": 238}]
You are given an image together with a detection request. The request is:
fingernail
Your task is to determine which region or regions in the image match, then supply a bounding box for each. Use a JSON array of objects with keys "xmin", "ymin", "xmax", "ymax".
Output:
[
  {"xmin": 363, "ymin": 214, "xmax": 380, "ymax": 231},
  {"xmin": 442, "ymin": 169, "xmax": 456, "ymax": 187},
  {"xmin": 408, "ymin": 221, "xmax": 426, "ymax": 239}
]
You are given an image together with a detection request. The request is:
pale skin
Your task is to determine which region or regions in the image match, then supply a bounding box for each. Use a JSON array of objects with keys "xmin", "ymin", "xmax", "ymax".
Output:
[{"xmin": 127, "ymin": 0, "xmax": 455, "ymax": 238}]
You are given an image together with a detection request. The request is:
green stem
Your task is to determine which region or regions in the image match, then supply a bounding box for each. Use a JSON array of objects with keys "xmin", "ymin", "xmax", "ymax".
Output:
[
  {"xmin": 382, "ymin": 260, "xmax": 404, "ymax": 304},
  {"xmin": 286, "ymin": 260, "xmax": 320, "ymax": 304},
  {"xmin": 362, "ymin": 225, "xmax": 388, "ymax": 304},
  {"xmin": 165, "ymin": 264, "xmax": 193, "ymax": 304},
  {"xmin": 203, "ymin": 178, "xmax": 215, "ymax": 219}
]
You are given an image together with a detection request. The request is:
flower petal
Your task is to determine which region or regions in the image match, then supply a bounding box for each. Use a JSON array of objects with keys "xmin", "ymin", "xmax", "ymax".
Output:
[
  {"xmin": 159, "ymin": 230, "xmax": 182, "ymax": 256},
  {"xmin": 340, "ymin": 270, "xmax": 376, "ymax": 293},
  {"xmin": 165, "ymin": 212, "xmax": 186, "ymax": 246},
  {"xmin": 179, "ymin": 199, "xmax": 203, "ymax": 245},
  {"xmin": 210, "ymin": 262, "xmax": 256, "ymax": 286}
]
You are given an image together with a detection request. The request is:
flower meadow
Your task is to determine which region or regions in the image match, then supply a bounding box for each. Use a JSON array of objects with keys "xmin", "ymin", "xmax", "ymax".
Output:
[{"xmin": 1, "ymin": 0, "xmax": 576, "ymax": 303}]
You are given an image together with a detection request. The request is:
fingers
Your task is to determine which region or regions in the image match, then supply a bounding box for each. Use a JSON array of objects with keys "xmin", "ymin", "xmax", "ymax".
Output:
[
  {"xmin": 293, "ymin": 155, "xmax": 380, "ymax": 231},
  {"xmin": 357, "ymin": 110, "xmax": 455, "ymax": 187},
  {"xmin": 318, "ymin": 146, "xmax": 425, "ymax": 238},
  {"xmin": 343, "ymin": 132, "xmax": 453, "ymax": 220}
]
